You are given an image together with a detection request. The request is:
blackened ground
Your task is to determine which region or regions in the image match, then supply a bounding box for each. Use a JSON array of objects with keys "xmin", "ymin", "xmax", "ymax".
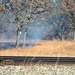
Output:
[{"xmin": 0, "ymin": 42, "xmax": 35, "ymax": 49}]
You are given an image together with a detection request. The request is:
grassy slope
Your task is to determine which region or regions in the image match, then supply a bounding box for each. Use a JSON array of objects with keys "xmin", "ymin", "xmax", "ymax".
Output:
[{"xmin": 0, "ymin": 40, "xmax": 75, "ymax": 57}]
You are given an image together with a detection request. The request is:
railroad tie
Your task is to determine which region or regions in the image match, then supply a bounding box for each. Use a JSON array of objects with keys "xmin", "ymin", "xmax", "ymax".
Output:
[{"xmin": 2, "ymin": 60, "xmax": 15, "ymax": 65}]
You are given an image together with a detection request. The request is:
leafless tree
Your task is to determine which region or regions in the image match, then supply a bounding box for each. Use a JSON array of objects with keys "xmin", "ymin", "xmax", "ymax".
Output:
[
  {"xmin": 60, "ymin": 0, "xmax": 75, "ymax": 41},
  {"xmin": 2, "ymin": 0, "xmax": 53, "ymax": 47}
]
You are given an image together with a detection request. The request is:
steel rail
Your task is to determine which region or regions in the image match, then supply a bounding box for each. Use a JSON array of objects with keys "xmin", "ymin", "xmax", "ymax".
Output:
[{"xmin": 0, "ymin": 56, "xmax": 75, "ymax": 62}]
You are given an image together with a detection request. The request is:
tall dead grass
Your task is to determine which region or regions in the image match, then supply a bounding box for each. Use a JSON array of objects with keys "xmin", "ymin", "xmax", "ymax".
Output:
[{"xmin": 0, "ymin": 40, "xmax": 75, "ymax": 57}]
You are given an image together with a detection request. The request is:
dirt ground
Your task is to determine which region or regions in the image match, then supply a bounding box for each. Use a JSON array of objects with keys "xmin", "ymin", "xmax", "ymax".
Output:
[{"xmin": 0, "ymin": 40, "xmax": 75, "ymax": 57}]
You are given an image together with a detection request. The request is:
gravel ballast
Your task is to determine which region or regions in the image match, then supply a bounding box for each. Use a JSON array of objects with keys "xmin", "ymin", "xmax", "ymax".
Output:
[{"xmin": 0, "ymin": 64, "xmax": 75, "ymax": 75}]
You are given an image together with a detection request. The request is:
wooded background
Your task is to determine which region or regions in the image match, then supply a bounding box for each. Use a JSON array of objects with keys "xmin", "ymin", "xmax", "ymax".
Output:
[{"xmin": 0, "ymin": 0, "xmax": 75, "ymax": 47}]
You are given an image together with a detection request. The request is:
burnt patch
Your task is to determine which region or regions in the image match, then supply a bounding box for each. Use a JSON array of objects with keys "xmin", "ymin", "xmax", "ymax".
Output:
[{"xmin": 0, "ymin": 42, "xmax": 35, "ymax": 49}]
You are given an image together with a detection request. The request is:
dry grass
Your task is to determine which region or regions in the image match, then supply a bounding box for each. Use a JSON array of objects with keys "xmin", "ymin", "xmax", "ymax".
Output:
[{"xmin": 0, "ymin": 40, "xmax": 75, "ymax": 57}]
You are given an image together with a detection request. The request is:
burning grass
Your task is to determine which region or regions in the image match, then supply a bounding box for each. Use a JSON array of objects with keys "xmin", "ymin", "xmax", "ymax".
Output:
[{"xmin": 0, "ymin": 40, "xmax": 75, "ymax": 57}]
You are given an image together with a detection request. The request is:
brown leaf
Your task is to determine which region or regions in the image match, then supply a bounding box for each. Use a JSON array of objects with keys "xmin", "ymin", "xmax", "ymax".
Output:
[{"xmin": 0, "ymin": 6, "xmax": 7, "ymax": 12}]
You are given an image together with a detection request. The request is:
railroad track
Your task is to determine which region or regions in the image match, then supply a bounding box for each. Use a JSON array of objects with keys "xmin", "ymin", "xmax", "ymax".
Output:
[{"xmin": 0, "ymin": 56, "xmax": 75, "ymax": 65}]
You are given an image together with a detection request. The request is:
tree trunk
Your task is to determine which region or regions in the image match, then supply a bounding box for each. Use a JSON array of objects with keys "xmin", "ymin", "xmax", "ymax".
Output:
[
  {"xmin": 59, "ymin": 32, "xmax": 63, "ymax": 41},
  {"xmin": 16, "ymin": 30, "xmax": 20, "ymax": 47},
  {"xmin": 61, "ymin": 30, "xmax": 64, "ymax": 41},
  {"xmin": 23, "ymin": 31, "xmax": 27, "ymax": 47},
  {"xmin": 74, "ymin": 30, "xmax": 75, "ymax": 41}
]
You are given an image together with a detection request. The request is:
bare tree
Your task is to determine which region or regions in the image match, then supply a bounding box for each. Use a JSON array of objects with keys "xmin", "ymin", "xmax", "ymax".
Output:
[
  {"xmin": 0, "ymin": 0, "xmax": 53, "ymax": 47},
  {"xmin": 5, "ymin": 0, "xmax": 53, "ymax": 47},
  {"xmin": 0, "ymin": 4, "xmax": 8, "ymax": 40},
  {"xmin": 60, "ymin": 0, "xmax": 75, "ymax": 41}
]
